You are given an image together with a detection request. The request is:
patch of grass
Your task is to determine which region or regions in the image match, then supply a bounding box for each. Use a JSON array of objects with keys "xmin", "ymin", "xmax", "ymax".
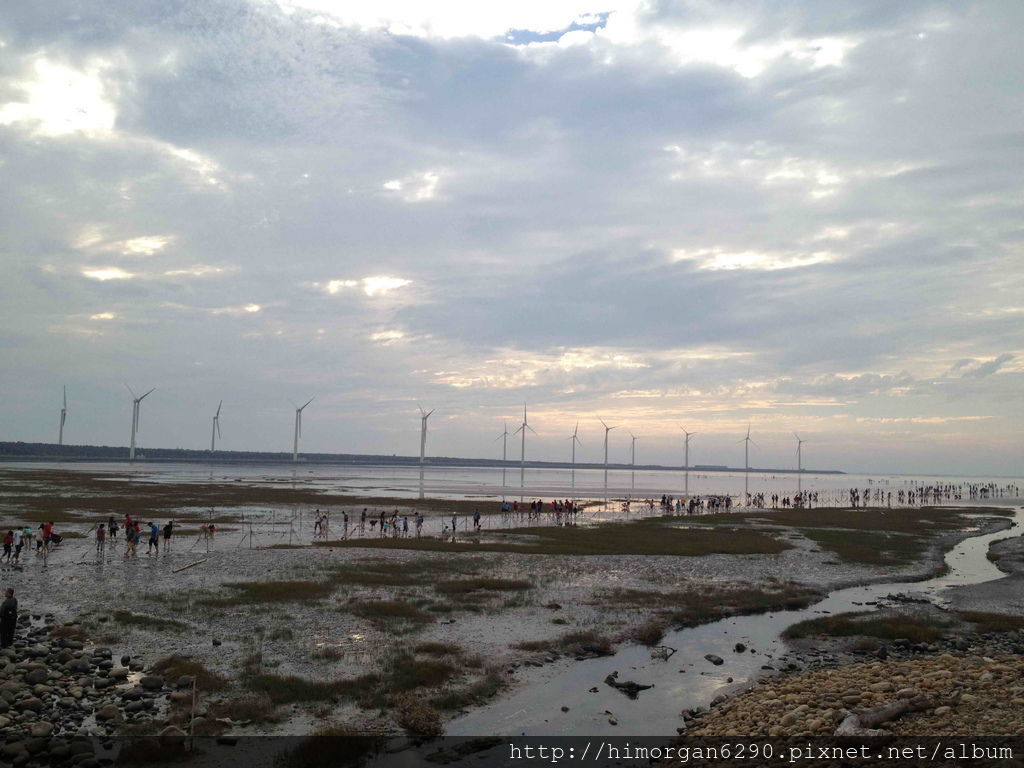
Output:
[
  {"xmin": 394, "ymin": 694, "xmax": 444, "ymax": 737},
  {"xmin": 151, "ymin": 655, "xmax": 228, "ymax": 691},
  {"xmin": 201, "ymin": 579, "xmax": 336, "ymax": 607},
  {"xmin": 782, "ymin": 611, "xmax": 950, "ymax": 644},
  {"xmin": 632, "ymin": 619, "xmax": 666, "ymax": 647},
  {"xmin": 111, "ymin": 611, "xmax": 188, "ymax": 633},
  {"xmin": 389, "ymin": 655, "xmax": 457, "ymax": 691},
  {"xmin": 432, "ymin": 672, "xmax": 505, "ymax": 711},
  {"xmin": 600, "ymin": 581, "xmax": 820, "ymax": 628},
  {"xmin": 800, "ymin": 529, "xmax": 931, "ymax": 567},
  {"xmin": 955, "ymin": 610, "xmax": 1024, "ymax": 634},
  {"xmin": 350, "ymin": 600, "xmax": 431, "ymax": 628},
  {"xmin": 435, "ymin": 578, "xmax": 532, "ymax": 595},
  {"xmin": 321, "ymin": 520, "xmax": 790, "ymax": 557},
  {"xmin": 208, "ymin": 693, "xmax": 280, "ymax": 723},
  {"xmin": 50, "ymin": 624, "xmax": 88, "ymax": 641},
  {"xmin": 247, "ymin": 673, "xmax": 379, "ymax": 704},
  {"xmin": 414, "ymin": 641, "xmax": 462, "ymax": 657},
  {"xmin": 517, "ymin": 630, "xmax": 614, "ymax": 656},
  {"xmin": 269, "ymin": 627, "xmax": 294, "ymax": 641}
]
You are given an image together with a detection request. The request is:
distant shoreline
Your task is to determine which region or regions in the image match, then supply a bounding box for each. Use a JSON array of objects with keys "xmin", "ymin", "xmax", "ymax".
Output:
[{"xmin": 0, "ymin": 440, "xmax": 844, "ymax": 475}]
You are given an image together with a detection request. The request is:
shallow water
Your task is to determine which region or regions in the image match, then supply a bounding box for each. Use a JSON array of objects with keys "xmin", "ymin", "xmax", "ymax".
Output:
[{"xmin": 448, "ymin": 508, "xmax": 1024, "ymax": 736}]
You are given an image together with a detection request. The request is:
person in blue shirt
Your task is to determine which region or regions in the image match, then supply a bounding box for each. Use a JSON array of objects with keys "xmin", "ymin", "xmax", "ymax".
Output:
[{"xmin": 147, "ymin": 522, "xmax": 160, "ymax": 554}]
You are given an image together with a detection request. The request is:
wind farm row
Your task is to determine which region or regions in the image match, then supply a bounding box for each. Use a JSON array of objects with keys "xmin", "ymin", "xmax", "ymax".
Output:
[{"xmin": 46, "ymin": 387, "xmax": 814, "ymax": 489}]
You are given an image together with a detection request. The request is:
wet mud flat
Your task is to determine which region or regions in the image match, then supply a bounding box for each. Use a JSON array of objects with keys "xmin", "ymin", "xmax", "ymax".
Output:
[{"xmin": 0, "ymin": 466, "xmax": 1018, "ymax": 746}]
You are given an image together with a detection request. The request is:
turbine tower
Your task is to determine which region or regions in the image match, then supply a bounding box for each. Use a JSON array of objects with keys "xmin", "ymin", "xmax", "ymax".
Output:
[
  {"xmin": 794, "ymin": 432, "xmax": 806, "ymax": 494},
  {"xmin": 512, "ymin": 404, "xmax": 536, "ymax": 488},
  {"xmin": 628, "ymin": 431, "xmax": 640, "ymax": 490},
  {"xmin": 210, "ymin": 401, "xmax": 222, "ymax": 453},
  {"xmin": 680, "ymin": 426, "xmax": 696, "ymax": 496},
  {"xmin": 291, "ymin": 397, "xmax": 314, "ymax": 462},
  {"xmin": 599, "ymin": 418, "xmax": 617, "ymax": 482},
  {"xmin": 495, "ymin": 421, "xmax": 510, "ymax": 488},
  {"xmin": 418, "ymin": 406, "xmax": 435, "ymax": 466},
  {"xmin": 126, "ymin": 384, "xmax": 155, "ymax": 461},
  {"xmin": 58, "ymin": 386, "xmax": 67, "ymax": 446},
  {"xmin": 568, "ymin": 420, "xmax": 582, "ymax": 488},
  {"xmin": 738, "ymin": 424, "xmax": 756, "ymax": 503}
]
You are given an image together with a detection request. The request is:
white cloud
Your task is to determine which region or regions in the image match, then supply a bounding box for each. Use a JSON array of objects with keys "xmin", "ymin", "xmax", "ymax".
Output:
[
  {"xmin": 370, "ymin": 329, "xmax": 406, "ymax": 344},
  {"xmin": 89, "ymin": 312, "xmax": 117, "ymax": 320},
  {"xmin": 382, "ymin": 171, "xmax": 441, "ymax": 202},
  {"xmin": 163, "ymin": 265, "xmax": 225, "ymax": 277},
  {"xmin": 0, "ymin": 57, "xmax": 117, "ymax": 137},
  {"xmin": 81, "ymin": 267, "xmax": 134, "ymax": 281},
  {"xmin": 672, "ymin": 248, "xmax": 836, "ymax": 271},
  {"xmin": 322, "ymin": 276, "xmax": 412, "ymax": 296}
]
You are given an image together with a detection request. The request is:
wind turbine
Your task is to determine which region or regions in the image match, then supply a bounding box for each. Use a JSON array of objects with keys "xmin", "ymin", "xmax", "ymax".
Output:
[
  {"xmin": 210, "ymin": 401, "xmax": 222, "ymax": 453},
  {"xmin": 495, "ymin": 421, "xmax": 510, "ymax": 489},
  {"xmin": 599, "ymin": 418, "xmax": 617, "ymax": 486},
  {"xmin": 737, "ymin": 424, "xmax": 756, "ymax": 504},
  {"xmin": 568, "ymin": 420, "xmax": 582, "ymax": 488},
  {"xmin": 794, "ymin": 432, "xmax": 806, "ymax": 494},
  {"xmin": 126, "ymin": 384, "xmax": 155, "ymax": 461},
  {"xmin": 680, "ymin": 426, "xmax": 696, "ymax": 496},
  {"xmin": 628, "ymin": 431, "xmax": 640, "ymax": 490},
  {"xmin": 58, "ymin": 386, "xmax": 67, "ymax": 446},
  {"xmin": 512, "ymin": 405, "xmax": 536, "ymax": 488},
  {"xmin": 291, "ymin": 397, "xmax": 314, "ymax": 462},
  {"xmin": 418, "ymin": 406, "xmax": 435, "ymax": 466}
]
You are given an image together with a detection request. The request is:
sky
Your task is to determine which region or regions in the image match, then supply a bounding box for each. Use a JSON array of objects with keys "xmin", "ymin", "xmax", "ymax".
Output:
[{"xmin": 0, "ymin": 0, "xmax": 1021, "ymax": 476}]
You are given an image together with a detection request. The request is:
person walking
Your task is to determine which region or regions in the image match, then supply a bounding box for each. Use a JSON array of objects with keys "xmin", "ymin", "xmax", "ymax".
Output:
[
  {"xmin": 95, "ymin": 524, "xmax": 106, "ymax": 554},
  {"xmin": 1, "ymin": 531, "xmax": 12, "ymax": 563},
  {"xmin": 0, "ymin": 588, "xmax": 17, "ymax": 648},
  {"xmin": 147, "ymin": 522, "xmax": 160, "ymax": 555},
  {"xmin": 12, "ymin": 529, "xmax": 22, "ymax": 563},
  {"xmin": 163, "ymin": 521, "xmax": 173, "ymax": 550}
]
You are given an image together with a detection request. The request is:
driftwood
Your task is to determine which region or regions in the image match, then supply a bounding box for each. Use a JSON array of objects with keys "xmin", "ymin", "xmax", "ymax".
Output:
[
  {"xmin": 834, "ymin": 696, "xmax": 931, "ymax": 742},
  {"xmin": 172, "ymin": 558, "xmax": 209, "ymax": 574},
  {"xmin": 650, "ymin": 645, "xmax": 677, "ymax": 660},
  {"xmin": 604, "ymin": 671, "xmax": 653, "ymax": 699}
]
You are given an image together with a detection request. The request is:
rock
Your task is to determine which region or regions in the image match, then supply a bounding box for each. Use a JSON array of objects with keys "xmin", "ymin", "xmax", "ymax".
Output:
[
  {"xmin": 119, "ymin": 656, "xmax": 130, "ymax": 667},
  {"xmin": 138, "ymin": 676, "xmax": 163, "ymax": 691},
  {"xmin": 704, "ymin": 654, "xmax": 724, "ymax": 666},
  {"xmin": 212, "ymin": 639, "xmax": 222, "ymax": 647},
  {"xmin": 108, "ymin": 668, "xmax": 128, "ymax": 680},
  {"xmin": 734, "ymin": 643, "xmax": 746, "ymax": 653},
  {"xmin": 560, "ymin": 706, "xmax": 569, "ymax": 712},
  {"xmin": 608, "ymin": 716, "xmax": 618, "ymax": 726},
  {"xmin": 780, "ymin": 711, "xmax": 799, "ymax": 726},
  {"xmin": 24, "ymin": 669, "xmax": 49, "ymax": 685},
  {"xmin": 19, "ymin": 697, "xmax": 43, "ymax": 712},
  {"xmin": 934, "ymin": 706, "xmax": 951, "ymax": 716},
  {"xmin": 176, "ymin": 675, "xmax": 195, "ymax": 690},
  {"xmin": 28, "ymin": 721, "xmax": 53, "ymax": 738},
  {"xmin": 95, "ymin": 704, "xmax": 119, "ymax": 721},
  {"xmin": 158, "ymin": 726, "xmax": 187, "ymax": 748}
]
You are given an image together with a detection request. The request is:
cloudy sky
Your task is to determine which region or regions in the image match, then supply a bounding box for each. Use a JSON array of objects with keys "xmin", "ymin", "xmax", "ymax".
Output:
[{"xmin": 1, "ymin": 0, "xmax": 1021, "ymax": 475}]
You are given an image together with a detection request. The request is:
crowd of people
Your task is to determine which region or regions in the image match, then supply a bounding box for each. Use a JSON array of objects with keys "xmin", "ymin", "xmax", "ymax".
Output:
[
  {"xmin": 90, "ymin": 515, "xmax": 175, "ymax": 558},
  {"xmin": 1, "ymin": 522, "xmax": 65, "ymax": 563}
]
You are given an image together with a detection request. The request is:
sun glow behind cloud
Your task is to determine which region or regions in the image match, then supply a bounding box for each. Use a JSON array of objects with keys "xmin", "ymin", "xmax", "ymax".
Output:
[
  {"xmin": 323, "ymin": 277, "xmax": 412, "ymax": 296},
  {"xmin": 0, "ymin": 57, "xmax": 117, "ymax": 137}
]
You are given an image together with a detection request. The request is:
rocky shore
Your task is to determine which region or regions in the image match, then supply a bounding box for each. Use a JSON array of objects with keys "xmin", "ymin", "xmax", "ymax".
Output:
[
  {"xmin": 678, "ymin": 630, "xmax": 1024, "ymax": 766},
  {"xmin": 0, "ymin": 616, "xmax": 192, "ymax": 766}
]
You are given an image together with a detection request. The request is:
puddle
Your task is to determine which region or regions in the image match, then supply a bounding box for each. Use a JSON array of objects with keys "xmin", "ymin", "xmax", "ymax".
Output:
[{"xmin": 450, "ymin": 509, "xmax": 1024, "ymax": 736}]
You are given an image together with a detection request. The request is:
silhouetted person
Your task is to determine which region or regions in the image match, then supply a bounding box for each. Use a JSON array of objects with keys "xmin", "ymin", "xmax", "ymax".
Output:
[{"xmin": 0, "ymin": 588, "xmax": 17, "ymax": 648}]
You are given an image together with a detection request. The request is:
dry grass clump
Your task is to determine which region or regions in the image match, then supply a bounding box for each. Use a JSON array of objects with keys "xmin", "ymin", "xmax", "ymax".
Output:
[
  {"xmin": 350, "ymin": 600, "xmax": 432, "ymax": 628},
  {"xmin": 201, "ymin": 579, "xmax": 335, "ymax": 607},
  {"xmin": 516, "ymin": 630, "xmax": 614, "ymax": 656},
  {"xmin": 782, "ymin": 611, "xmax": 950, "ymax": 644},
  {"xmin": 955, "ymin": 610, "xmax": 1024, "ymax": 634},
  {"xmin": 431, "ymin": 672, "xmax": 505, "ymax": 711},
  {"xmin": 151, "ymin": 655, "xmax": 228, "ymax": 691},
  {"xmin": 435, "ymin": 578, "xmax": 531, "ymax": 595},
  {"xmin": 110, "ymin": 610, "xmax": 188, "ymax": 633},
  {"xmin": 631, "ymin": 619, "xmax": 667, "ymax": 647},
  {"xmin": 394, "ymin": 693, "xmax": 444, "ymax": 737},
  {"xmin": 413, "ymin": 641, "xmax": 462, "ymax": 657},
  {"xmin": 50, "ymin": 624, "xmax": 88, "ymax": 641},
  {"xmin": 208, "ymin": 693, "xmax": 280, "ymax": 723},
  {"xmin": 246, "ymin": 672, "xmax": 379, "ymax": 704}
]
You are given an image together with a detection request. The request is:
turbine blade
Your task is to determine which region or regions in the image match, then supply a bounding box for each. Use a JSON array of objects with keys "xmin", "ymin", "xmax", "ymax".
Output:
[
  {"xmin": 63, "ymin": 386, "xmax": 67, "ymax": 409},
  {"xmin": 139, "ymin": 388, "xmax": 155, "ymax": 401},
  {"xmin": 124, "ymin": 382, "xmax": 137, "ymax": 399},
  {"xmin": 217, "ymin": 421, "xmax": 222, "ymax": 438},
  {"xmin": 216, "ymin": 400, "xmax": 222, "ymax": 418},
  {"xmin": 527, "ymin": 424, "xmax": 537, "ymax": 435},
  {"xmin": 301, "ymin": 396, "xmax": 315, "ymax": 410},
  {"xmin": 427, "ymin": 409, "xmax": 435, "ymax": 418}
]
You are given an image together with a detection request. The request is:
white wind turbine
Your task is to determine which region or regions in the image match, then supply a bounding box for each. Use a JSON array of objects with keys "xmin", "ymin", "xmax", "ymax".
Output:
[
  {"xmin": 125, "ymin": 384, "xmax": 155, "ymax": 461},
  {"xmin": 210, "ymin": 401, "xmax": 223, "ymax": 453},
  {"xmin": 794, "ymin": 432, "xmax": 806, "ymax": 494},
  {"xmin": 568, "ymin": 420, "xmax": 582, "ymax": 488},
  {"xmin": 512, "ymin": 405, "xmax": 536, "ymax": 488},
  {"xmin": 628, "ymin": 431, "xmax": 641, "ymax": 490},
  {"xmin": 58, "ymin": 386, "xmax": 67, "ymax": 446},
  {"xmin": 418, "ymin": 406, "xmax": 435, "ymax": 466},
  {"xmin": 494, "ymin": 421, "xmax": 510, "ymax": 489},
  {"xmin": 737, "ymin": 424, "xmax": 757, "ymax": 503},
  {"xmin": 599, "ymin": 418, "xmax": 618, "ymax": 492},
  {"xmin": 680, "ymin": 426, "xmax": 696, "ymax": 496},
  {"xmin": 291, "ymin": 397, "xmax": 314, "ymax": 462}
]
